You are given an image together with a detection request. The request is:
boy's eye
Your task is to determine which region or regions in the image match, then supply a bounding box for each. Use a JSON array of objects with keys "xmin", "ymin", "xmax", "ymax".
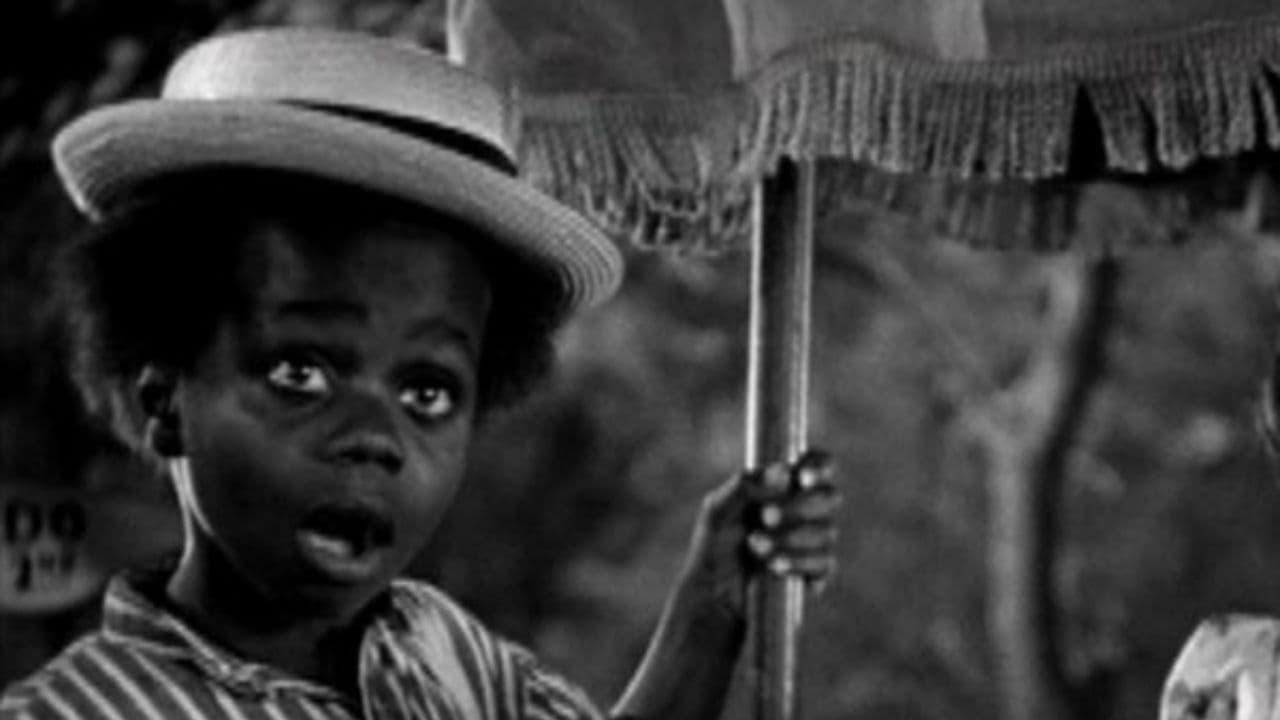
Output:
[
  {"xmin": 266, "ymin": 359, "xmax": 330, "ymax": 396},
  {"xmin": 399, "ymin": 383, "xmax": 458, "ymax": 422}
]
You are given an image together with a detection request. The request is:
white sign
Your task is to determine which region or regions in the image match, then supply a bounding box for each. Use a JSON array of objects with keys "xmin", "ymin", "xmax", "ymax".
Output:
[{"xmin": 0, "ymin": 485, "xmax": 106, "ymax": 614}]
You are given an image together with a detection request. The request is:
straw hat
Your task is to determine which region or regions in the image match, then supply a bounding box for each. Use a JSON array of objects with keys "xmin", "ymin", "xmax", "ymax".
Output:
[{"xmin": 52, "ymin": 28, "xmax": 624, "ymax": 320}]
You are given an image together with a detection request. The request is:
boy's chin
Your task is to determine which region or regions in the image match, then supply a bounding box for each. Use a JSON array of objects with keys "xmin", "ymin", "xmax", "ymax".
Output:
[
  {"xmin": 273, "ymin": 544, "xmax": 410, "ymax": 620},
  {"xmin": 282, "ymin": 574, "xmax": 397, "ymax": 622}
]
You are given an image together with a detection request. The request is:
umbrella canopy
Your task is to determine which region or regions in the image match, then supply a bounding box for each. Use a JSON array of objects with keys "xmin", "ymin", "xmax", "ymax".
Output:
[
  {"xmin": 450, "ymin": 3, "xmax": 1280, "ymax": 719},
  {"xmin": 450, "ymin": 0, "xmax": 1280, "ymax": 252}
]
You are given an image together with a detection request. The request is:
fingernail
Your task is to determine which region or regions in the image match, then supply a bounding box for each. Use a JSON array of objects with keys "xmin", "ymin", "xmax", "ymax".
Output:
[
  {"xmin": 760, "ymin": 504, "xmax": 783, "ymax": 529},
  {"xmin": 747, "ymin": 533, "xmax": 773, "ymax": 558},
  {"xmin": 768, "ymin": 556, "xmax": 792, "ymax": 575},
  {"xmin": 762, "ymin": 463, "xmax": 789, "ymax": 490}
]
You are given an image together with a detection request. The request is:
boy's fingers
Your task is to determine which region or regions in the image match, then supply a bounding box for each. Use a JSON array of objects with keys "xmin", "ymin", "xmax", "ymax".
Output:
[
  {"xmin": 752, "ymin": 487, "xmax": 842, "ymax": 531},
  {"xmin": 759, "ymin": 502, "xmax": 784, "ymax": 530},
  {"xmin": 742, "ymin": 466, "xmax": 831, "ymax": 502},
  {"xmin": 794, "ymin": 450, "xmax": 835, "ymax": 489},
  {"xmin": 742, "ymin": 449, "xmax": 835, "ymax": 496},
  {"xmin": 734, "ymin": 452, "xmax": 839, "ymax": 537},
  {"xmin": 744, "ymin": 530, "xmax": 837, "ymax": 569},
  {"xmin": 764, "ymin": 554, "xmax": 836, "ymax": 580},
  {"xmin": 791, "ymin": 486, "xmax": 843, "ymax": 521},
  {"xmin": 732, "ymin": 451, "xmax": 840, "ymax": 592},
  {"xmin": 741, "ymin": 462, "xmax": 792, "ymax": 501},
  {"xmin": 770, "ymin": 525, "xmax": 838, "ymax": 553},
  {"xmin": 797, "ymin": 448, "xmax": 833, "ymax": 468},
  {"xmin": 745, "ymin": 531, "xmax": 774, "ymax": 560}
]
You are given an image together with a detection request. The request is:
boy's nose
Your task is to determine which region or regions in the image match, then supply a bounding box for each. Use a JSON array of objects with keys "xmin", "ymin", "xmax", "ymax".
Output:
[{"xmin": 325, "ymin": 394, "xmax": 406, "ymax": 475}]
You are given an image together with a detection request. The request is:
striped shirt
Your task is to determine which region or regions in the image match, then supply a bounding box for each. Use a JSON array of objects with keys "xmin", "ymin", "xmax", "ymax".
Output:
[{"xmin": 0, "ymin": 570, "xmax": 603, "ymax": 719}]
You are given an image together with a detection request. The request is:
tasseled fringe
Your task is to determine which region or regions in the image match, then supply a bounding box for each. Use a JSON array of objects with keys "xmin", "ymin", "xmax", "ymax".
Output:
[
  {"xmin": 747, "ymin": 18, "xmax": 1280, "ymax": 179},
  {"xmin": 519, "ymin": 16, "xmax": 1280, "ymax": 254},
  {"xmin": 521, "ymin": 93, "xmax": 756, "ymax": 253}
]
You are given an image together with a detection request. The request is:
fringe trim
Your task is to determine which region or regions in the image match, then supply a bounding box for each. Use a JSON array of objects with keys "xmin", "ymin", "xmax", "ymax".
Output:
[
  {"xmin": 746, "ymin": 16, "xmax": 1280, "ymax": 180},
  {"xmin": 521, "ymin": 92, "xmax": 755, "ymax": 253},
  {"xmin": 519, "ymin": 15, "xmax": 1280, "ymax": 253}
]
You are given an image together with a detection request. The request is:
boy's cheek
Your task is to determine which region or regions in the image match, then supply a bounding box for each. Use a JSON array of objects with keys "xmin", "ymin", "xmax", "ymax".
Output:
[
  {"xmin": 229, "ymin": 381, "xmax": 330, "ymax": 433},
  {"xmin": 395, "ymin": 450, "xmax": 466, "ymax": 515},
  {"xmin": 405, "ymin": 422, "xmax": 474, "ymax": 466}
]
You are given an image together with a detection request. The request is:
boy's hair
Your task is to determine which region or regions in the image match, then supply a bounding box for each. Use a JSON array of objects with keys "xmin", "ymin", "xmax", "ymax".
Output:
[{"xmin": 59, "ymin": 169, "xmax": 558, "ymax": 455}]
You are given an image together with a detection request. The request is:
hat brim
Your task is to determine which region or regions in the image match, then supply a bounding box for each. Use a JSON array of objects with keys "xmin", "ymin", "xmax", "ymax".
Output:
[{"xmin": 53, "ymin": 99, "xmax": 623, "ymax": 321}]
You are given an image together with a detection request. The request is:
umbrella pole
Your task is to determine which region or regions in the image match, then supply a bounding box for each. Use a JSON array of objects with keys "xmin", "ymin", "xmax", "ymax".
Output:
[{"xmin": 745, "ymin": 157, "xmax": 816, "ymax": 720}]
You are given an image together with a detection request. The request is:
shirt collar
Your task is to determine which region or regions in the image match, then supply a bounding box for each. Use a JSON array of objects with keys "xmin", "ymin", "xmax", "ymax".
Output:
[{"xmin": 100, "ymin": 565, "xmax": 379, "ymax": 705}]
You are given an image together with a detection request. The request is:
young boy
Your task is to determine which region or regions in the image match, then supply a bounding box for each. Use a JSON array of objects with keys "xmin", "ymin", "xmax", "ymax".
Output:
[{"xmin": 0, "ymin": 29, "xmax": 840, "ymax": 719}]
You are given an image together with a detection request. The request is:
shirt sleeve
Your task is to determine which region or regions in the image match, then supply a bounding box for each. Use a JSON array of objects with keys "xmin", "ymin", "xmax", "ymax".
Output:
[
  {"xmin": 507, "ymin": 644, "xmax": 605, "ymax": 720},
  {"xmin": 390, "ymin": 580, "xmax": 605, "ymax": 720},
  {"xmin": 1, "ymin": 679, "xmax": 70, "ymax": 720},
  {"xmin": 1160, "ymin": 614, "xmax": 1280, "ymax": 720}
]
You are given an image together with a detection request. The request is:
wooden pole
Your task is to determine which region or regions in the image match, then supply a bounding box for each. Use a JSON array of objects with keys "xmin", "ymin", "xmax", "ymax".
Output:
[{"xmin": 745, "ymin": 158, "xmax": 816, "ymax": 720}]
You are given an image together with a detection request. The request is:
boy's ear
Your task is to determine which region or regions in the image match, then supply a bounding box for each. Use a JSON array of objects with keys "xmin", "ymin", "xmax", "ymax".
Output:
[{"xmin": 137, "ymin": 364, "xmax": 183, "ymax": 458}]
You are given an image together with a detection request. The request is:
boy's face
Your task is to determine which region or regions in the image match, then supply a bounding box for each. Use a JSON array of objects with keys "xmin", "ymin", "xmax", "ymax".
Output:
[{"xmin": 170, "ymin": 214, "xmax": 491, "ymax": 618}]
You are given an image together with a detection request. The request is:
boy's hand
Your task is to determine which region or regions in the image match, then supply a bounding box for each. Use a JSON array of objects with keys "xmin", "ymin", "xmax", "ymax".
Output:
[
  {"xmin": 679, "ymin": 450, "xmax": 841, "ymax": 624},
  {"xmin": 613, "ymin": 450, "xmax": 840, "ymax": 718}
]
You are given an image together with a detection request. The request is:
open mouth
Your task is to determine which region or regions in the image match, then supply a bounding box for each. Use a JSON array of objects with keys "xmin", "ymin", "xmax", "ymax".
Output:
[{"xmin": 295, "ymin": 503, "xmax": 395, "ymax": 582}]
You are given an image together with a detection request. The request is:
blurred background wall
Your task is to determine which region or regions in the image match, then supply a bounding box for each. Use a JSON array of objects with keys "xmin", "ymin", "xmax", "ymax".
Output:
[{"xmin": 4, "ymin": 3, "xmax": 1280, "ymax": 720}]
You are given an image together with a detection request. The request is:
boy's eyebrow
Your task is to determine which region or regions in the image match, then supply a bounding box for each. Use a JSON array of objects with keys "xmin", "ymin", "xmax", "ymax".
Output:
[
  {"xmin": 271, "ymin": 299, "xmax": 367, "ymax": 322},
  {"xmin": 271, "ymin": 297, "xmax": 368, "ymax": 319},
  {"xmin": 406, "ymin": 317, "xmax": 478, "ymax": 357},
  {"xmin": 267, "ymin": 299, "xmax": 479, "ymax": 358}
]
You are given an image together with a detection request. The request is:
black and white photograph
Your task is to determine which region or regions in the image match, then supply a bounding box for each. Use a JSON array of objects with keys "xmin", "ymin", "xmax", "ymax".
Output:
[{"xmin": 3, "ymin": 2, "xmax": 1280, "ymax": 719}]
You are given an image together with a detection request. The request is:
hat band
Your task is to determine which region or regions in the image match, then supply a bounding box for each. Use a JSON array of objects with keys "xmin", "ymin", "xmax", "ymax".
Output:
[{"xmin": 292, "ymin": 101, "xmax": 519, "ymax": 176}]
